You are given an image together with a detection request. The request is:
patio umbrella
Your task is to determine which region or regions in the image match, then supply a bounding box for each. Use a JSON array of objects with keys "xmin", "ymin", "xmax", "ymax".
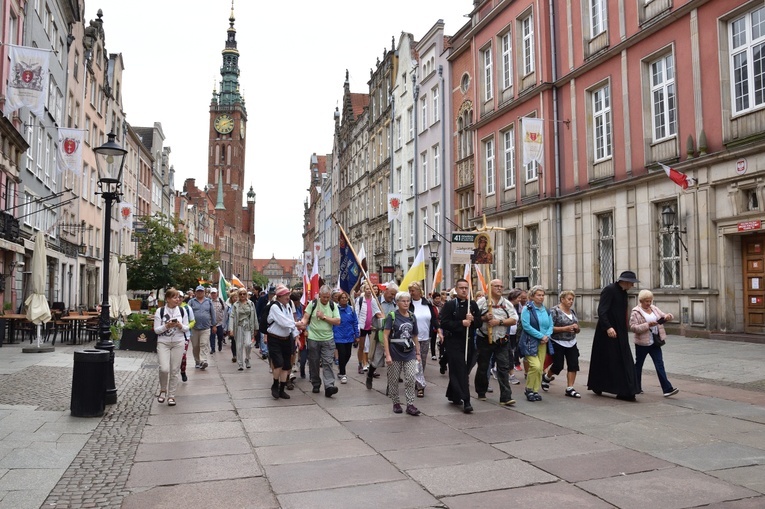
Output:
[
  {"xmin": 118, "ymin": 262, "xmax": 132, "ymax": 318},
  {"xmin": 25, "ymin": 231, "xmax": 51, "ymax": 348},
  {"xmin": 109, "ymin": 255, "xmax": 120, "ymax": 319}
]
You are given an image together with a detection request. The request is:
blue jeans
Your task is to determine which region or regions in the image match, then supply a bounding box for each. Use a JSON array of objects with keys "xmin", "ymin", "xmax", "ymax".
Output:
[{"xmin": 634, "ymin": 342, "xmax": 673, "ymax": 393}]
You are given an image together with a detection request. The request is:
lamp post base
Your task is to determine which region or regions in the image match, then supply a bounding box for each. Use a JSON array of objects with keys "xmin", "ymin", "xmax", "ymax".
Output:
[{"xmin": 96, "ymin": 336, "xmax": 117, "ymax": 405}]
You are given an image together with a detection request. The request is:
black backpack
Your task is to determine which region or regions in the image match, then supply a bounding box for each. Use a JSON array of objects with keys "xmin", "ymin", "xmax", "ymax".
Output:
[{"xmin": 258, "ymin": 300, "xmax": 276, "ymax": 335}]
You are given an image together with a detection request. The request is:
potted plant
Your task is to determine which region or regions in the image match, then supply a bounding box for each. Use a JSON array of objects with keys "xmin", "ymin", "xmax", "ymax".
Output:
[{"xmin": 119, "ymin": 313, "xmax": 157, "ymax": 352}]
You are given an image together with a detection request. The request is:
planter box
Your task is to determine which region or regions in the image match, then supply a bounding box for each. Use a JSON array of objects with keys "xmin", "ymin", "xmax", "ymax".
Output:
[
  {"xmin": 119, "ymin": 329, "xmax": 157, "ymax": 352},
  {"xmin": 129, "ymin": 299, "xmax": 142, "ymax": 311}
]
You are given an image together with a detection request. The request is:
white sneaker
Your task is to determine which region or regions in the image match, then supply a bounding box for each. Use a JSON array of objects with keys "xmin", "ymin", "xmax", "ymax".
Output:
[
  {"xmin": 509, "ymin": 374, "xmax": 520, "ymax": 385},
  {"xmin": 340, "ymin": 375, "xmax": 348, "ymax": 384},
  {"xmin": 490, "ymin": 367, "xmax": 497, "ymax": 380},
  {"xmin": 362, "ymin": 365, "xmax": 369, "ymax": 372}
]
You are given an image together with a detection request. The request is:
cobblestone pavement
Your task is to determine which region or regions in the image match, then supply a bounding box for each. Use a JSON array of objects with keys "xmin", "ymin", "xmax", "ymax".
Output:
[{"xmin": 0, "ymin": 332, "xmax": 764, "ymax": 508}]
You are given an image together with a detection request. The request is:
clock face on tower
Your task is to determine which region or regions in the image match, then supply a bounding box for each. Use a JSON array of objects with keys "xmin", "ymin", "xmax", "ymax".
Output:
[{"xmin": 214, "ymin": 114, "xmax": 234, "ymax": 134}]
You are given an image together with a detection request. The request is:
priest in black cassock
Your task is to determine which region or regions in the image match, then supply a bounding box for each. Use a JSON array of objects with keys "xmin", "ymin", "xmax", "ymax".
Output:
[{"xmin": 587, "ymin": 271, "xmax": 640, "ymax": 401}]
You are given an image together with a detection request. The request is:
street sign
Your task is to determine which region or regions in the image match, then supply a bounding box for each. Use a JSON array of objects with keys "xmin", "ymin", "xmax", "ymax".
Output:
[
  {"xmin": 738, "ymin": 220, "xmax": 761, "ymax": 232},
  {"xmin": 382, "ymin": 265, "xmax": 395, "ymax": 274}
]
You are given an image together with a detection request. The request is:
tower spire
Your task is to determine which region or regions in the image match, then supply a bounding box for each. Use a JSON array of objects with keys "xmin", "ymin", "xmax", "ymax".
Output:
[{"xmin": 218, "ymin": 2, "xmax": 243, "ymax": 109}]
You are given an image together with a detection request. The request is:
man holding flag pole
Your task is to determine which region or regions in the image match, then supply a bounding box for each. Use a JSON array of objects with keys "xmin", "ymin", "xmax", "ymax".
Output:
[{"xmin": 438, "ymin": 273, "xmax": 480, "ymax": 413}]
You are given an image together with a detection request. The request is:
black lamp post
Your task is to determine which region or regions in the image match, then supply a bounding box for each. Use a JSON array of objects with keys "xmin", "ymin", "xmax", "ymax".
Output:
[
  {"xmin": 427, "ymin": 234, "xmax": 441, "ymax": 291},
  {"xmin": 161, "ymin": 253, "xmax": 170, "ymax": 290},
  {"xmin": 94, "ymin": 132, "xmax": 127, "ymax": 405}
]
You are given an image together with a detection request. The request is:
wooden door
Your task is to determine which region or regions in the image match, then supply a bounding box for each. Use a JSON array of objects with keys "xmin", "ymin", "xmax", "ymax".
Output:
[{"xmin": 743, "ymin": 234, "xmax": 765, "ymax": 334}]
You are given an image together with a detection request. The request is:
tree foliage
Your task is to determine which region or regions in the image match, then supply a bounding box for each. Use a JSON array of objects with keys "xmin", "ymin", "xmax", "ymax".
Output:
[
  {"xmin": 251, "ymin": 269, "xmax": 268, "ymax": 289},
  {"xmin": 123, "ymin": 214, "xmax": 218, "ymax": 293}
]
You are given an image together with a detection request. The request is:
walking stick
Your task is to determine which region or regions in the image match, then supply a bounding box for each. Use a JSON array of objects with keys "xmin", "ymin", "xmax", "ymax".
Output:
[{"xmin": 465, "ymin": 265, "xmax": 473, "ymax": 364}]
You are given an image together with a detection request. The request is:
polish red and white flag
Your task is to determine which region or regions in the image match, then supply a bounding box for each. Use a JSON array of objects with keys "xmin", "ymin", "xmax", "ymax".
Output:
[{"xmin": 659, "ymin": 162, "xmax": 696, "ymax": 190}]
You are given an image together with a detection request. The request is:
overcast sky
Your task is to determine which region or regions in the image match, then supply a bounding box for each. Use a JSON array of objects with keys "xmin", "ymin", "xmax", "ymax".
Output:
[{"xmin": 84, "ymin": 0, "xmax": 470, "ymax": 259}]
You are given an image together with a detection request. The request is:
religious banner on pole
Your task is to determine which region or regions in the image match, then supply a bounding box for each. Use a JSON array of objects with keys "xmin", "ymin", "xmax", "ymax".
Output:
[
  {"xmin": 3, "ymin": 46, "xmax": 50, "ymax": 118},
  {"xmin": 57, "ymin": 128, "xmax": 84, "ymax": 174},
  {"xmin": 522, "ymin": 117, "xmax": 544, "ymax": 165},
  {"xmin": 451, "ymin": 232, "xmax": 496, "ymax": 265}
]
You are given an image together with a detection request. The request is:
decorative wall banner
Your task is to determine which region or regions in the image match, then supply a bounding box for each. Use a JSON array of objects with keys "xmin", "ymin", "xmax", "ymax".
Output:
[
  {"xmin": 57, "ymin": 128, "xmax": 84, "ymax": 174},
  {"xmin": 4, "ymin": 46, "xmax": 50, "ymax": 118},
  {"xmin": 522, "ymin": 117, "xmax": 544, "ymax": 165}
]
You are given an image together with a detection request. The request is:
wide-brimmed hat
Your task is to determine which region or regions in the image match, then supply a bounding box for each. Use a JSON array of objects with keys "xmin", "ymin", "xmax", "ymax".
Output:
[{"xmin": 617, "ymin": 270, "xmax": 640, "ymax": 283}]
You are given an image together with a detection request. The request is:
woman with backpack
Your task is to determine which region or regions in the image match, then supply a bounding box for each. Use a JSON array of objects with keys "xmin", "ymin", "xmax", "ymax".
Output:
[
  {"xmin": 519, "ymin": 285, "xmax": 553, "ymax": 402},
  {"xmin": 230, "ymin": 288, "xmax": 257, "ymax": 371},
  {"xmin": 153, "ymin": 288, "xmax": 189, "ymax": 407},
  {"xmin": 334, "ymin": 291, "xmax": 359, "ymax": 384},
  {"xmin": 383, "ymin": 291, "xmax": 421, "ymax": 416}
]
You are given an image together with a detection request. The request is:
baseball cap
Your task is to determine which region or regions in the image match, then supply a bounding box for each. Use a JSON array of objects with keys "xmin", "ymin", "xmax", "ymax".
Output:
[{"xmin": 195, "ymin": 285, "xmax": 205, "ymax": 292}]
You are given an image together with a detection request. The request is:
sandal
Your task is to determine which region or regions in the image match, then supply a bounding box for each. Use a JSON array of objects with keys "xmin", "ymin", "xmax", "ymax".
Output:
[
  {"xmin": 416, "ymin": 389, "xmax": 425, "ymax": 398},
  {"xmin": 565, "ymin": 388, "xmax": 581, "ymax": 398},
  {"xmin": 167, "ymin": 397, "xmax": 176, "ymax": 406},
  {"xmin": 157, "ymin": 391, "xmax": 166, "ymax": 404}
]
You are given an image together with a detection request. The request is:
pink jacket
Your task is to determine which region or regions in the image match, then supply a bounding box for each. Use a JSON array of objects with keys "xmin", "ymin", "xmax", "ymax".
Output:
[{"xmin": 629, "ymin": 305, "xmax": 668, "ymax": 346}]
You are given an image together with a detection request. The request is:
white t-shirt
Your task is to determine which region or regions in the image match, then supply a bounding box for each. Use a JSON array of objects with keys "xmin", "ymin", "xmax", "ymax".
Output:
[
  {"xmin": 411, "ymin": 299, "xmax": 431, "ymax": 342},
  {"xmin": 639, "ymin": 308, "xmax": 659, "ymax": 345}
]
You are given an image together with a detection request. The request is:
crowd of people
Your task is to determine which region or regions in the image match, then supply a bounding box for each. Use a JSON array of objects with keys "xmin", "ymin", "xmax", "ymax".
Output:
[{"xmin": 151, "ymin": 269, "xmax": 679, "ymax": 412}]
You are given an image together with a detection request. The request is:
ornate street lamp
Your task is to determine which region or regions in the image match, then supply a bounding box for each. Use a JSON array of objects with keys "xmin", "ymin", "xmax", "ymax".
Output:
[
  {"xmin": 427, "ymin": 234, "xmax": 441, "ymax": 287},
  {"xmin": 94, "ymin": 132, "xmax": 127, "ymax": 405}
]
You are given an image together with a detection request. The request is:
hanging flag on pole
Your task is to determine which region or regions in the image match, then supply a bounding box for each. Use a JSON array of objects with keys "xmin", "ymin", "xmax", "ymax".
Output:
[
  {"xmin": 217, "ymin": 267, "xmax": 229, "ymax": 301},
  {"xmin": 522, "ymin": 117, "xmax": 544, "ymax": 165},
  {"xmin": 400, "ymin": 246, "xmax": 426, "ymax": 290},
  {"xmin": 387, "ymin": 193, "xmax": 404, "ymax": 222},
  {"xmin": 301, "ymin": 252, "xmax": 311, "ymax": 306},
  {"xmin": 431, "ymin": 257, "xmax": 443, "ymax": 294},
  {"xmin": 357, "ymin": 243, "xmax": 367, "ymax": 272},
  {"xmin": 475, "ymin": 267, "xmax": 488, "ymax": 295},
  {"xmin": 231, "ymin": 274, "xmax": 244, "ymax": 288},
  {"xmin": 3, "ymin": 45, "xmax": 50, "ymax": 118},
  {"xmin": 310, "ymin": 242, "xmax": 321, "ymax": 300},
  {"xmin": 658, "ymin": 162, "xmax": 696, "ymax": 190},
  {"xmin": 56, "ymin": 128, "xmax": 83, "ymax": 174},
  {"xmin": 338, "ymin": 229, "xmax": 361, "ymax": 293},
  {"xmin": 463, "ymin": 263, "xmax": 471, "ymax": 281},
  {"xmin": 118, "ymin": 202, "xmax": 134, "ymax": 229}
]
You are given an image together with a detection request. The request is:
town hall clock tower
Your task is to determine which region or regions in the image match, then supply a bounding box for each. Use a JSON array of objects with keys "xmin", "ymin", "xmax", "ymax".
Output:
[{"xmin": 208, "ymin": 3, "xmax": 255, "ymax": 283}]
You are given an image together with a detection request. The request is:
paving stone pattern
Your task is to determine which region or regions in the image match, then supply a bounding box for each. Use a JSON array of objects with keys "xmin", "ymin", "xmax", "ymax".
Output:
[{"xmin": 42, "ymin": 351, "xmax": 152, "ymax": 509}]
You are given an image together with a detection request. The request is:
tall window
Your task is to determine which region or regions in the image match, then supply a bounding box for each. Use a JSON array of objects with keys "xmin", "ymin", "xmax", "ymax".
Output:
[
  {"xmin": 593, "ymin": 84, "xmax": 612, "ymax": 161},
  {"xmin": 504, "ymin": 128, "xmax": 515, "ymax": 188},
  {"xmin": 407, "ymin": 107, "xmax": 414, "ymax": 140},
  {"xmin": 522, "ymin": 14, "xmax": 535, "ymax": 75},
  {"xmin": 44, "ymin": 134, "xmax": 51, "ymax": 187},
  {"xmin": 730, "ymin": 5, "xmax": 765, "ymax": 114},
  {"xmin": 397, "ymin": 218, "xmax": 402, "ymax": 250},
  {"xmin": 421, "ymin": 207, "xmax": 428, "ymax": 246},
  {"xmin": 590, "ymin": 0, "xmax": 607, "ymax": 37},
  {"xmin": 525, "ymin": 160, "xmax": 538, "ymax": 182},
  {"xmin": 421, "ymin": 152, "xmax": 428, "ymax": 190},
  {"xmin": 501, "ymin": 32, "xmax": 512, "ymax": 90},
  {"xmin": 597, "ymin": 213, "xmax": 614, "ymax": 288},
  {"xmin": 25, "ymin": 114, "xmax": 34, "ymax": 172},
  {"xmin": 483, "ymin": 46, "xmax": 493, "ymax": 101},
  {"xmin": 433, "ymin": 202, "xmax": 440, "ymax": 235},
  {"xmin": 433, "ymin": 144, "xmax": 440, "ymax": 186},
  {"xmin": 395, "ymin": 118, "xmax": 402, "ymax": 149},
  {"xmin": 408, "ymin": 160, "xmax": 414, "ymax": 194},
  {"xmin": 528, "ymin": 225, "xmax": 539, "ymax": 286},
  {"xmin": 421, "ymin": 97, "xmax": 428, "ymax": 132},
  {"xmin": 396, "ymin": 167, "xmax": 402, "ymax": 193},
  {"xmin": 660, "ymin": 204, "xmax": 681, "ymax": 288},
  {"xmin": 507, "ymin": 229, "xmax": 517, "ymax": 285},
  {"xmin": 36, "ymin": 121, "xmax": 43, "ymax": 178},
  {"xmin": 651, "ymin": 54, "xmax": 676, "ymax": 141},
  {"xmin": 432, "ymin": 85, "xmax": 439, "ymax": 122},
  {"xmin": 408, "ymin": 212, "xmax": 414, "ymax": 248},
  {"xmin": 485, "ymin": 138, "xmax": 495, "ymax": 195}
]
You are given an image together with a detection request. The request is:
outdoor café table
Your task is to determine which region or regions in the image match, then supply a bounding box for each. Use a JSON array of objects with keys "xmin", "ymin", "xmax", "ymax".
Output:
[
  {"xmin": 2, "ymin": 314, "xmax": 29, "ymax": 344},
  {"xmin": 60, "ymin": 315, "xmax": 92, "ymax": 344}
]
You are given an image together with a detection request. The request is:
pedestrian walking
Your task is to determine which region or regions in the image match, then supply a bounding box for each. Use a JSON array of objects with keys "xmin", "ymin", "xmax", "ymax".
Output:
[
  {"xmin": 153, "ymin": 288, "xmax": 189, "ymax": 407},
  {"xmin": 298, "ymin": 285, "xmax": 341, "ymax": 397},
  {"xmin": 383, "ymin": 291, "xmax": 421, "ymax": 416},
  {"xmin": 230, "ymin": 288, "xmax": 257, "ymax": 371}
]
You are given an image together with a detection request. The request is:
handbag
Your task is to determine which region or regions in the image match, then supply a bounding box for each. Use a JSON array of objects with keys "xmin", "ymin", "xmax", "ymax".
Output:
[{"xmin": 652, "ymin": 332, "xmax": 665, "ymax": 347}]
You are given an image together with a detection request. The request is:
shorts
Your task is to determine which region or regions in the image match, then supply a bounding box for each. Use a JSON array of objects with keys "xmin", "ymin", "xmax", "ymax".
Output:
[
  {"xmin": 550, "ymin": 342, "xmax": 579, "ymax": 374},
  {"xmin": 268, "ymin": 334, "xmax": 293, "ymax": 371},
  {"xmin": 359, "ymin": 329, "xmax": 372, "ymax": 353}
]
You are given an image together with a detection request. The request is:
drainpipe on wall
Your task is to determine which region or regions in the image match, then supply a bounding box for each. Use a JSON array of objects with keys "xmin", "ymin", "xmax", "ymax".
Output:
[
  {"xmin": 389, "ymin": 94, "xmax": 396, "ymax": 273},
  {"xmin": 439, "ymin": 64, "xmax": 448, "ymax": 288},
  {"xmin": 550, "ymin": 0, "xmax": 563, "ymax": 295},
  {"xmin": 413, "ymin": 73, "xmax": 420, "ymax": 257}
]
